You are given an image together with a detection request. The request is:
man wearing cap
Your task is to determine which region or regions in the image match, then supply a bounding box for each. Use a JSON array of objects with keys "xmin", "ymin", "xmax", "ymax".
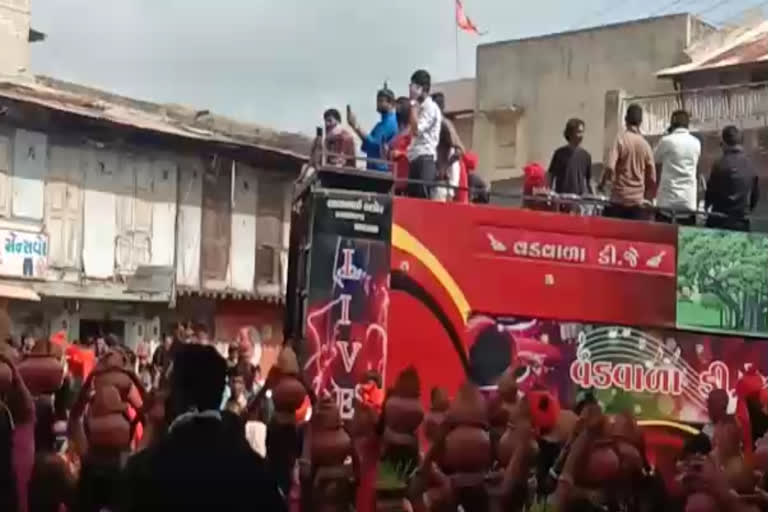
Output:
[{"xmin": 348, "ymin": 85, "xmax": 398, "ymax": 171}]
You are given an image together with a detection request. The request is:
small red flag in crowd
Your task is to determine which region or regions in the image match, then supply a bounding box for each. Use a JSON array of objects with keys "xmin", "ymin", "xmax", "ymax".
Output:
[{"xmin": 456, "ymin": 0, "xmax": 485, "ymax": 35}]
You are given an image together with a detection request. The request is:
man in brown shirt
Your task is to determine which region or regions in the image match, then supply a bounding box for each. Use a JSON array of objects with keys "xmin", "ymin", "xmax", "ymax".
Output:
[{"xmin": 599, "ymin": 104, "xmax": 656, "ymax": 220}]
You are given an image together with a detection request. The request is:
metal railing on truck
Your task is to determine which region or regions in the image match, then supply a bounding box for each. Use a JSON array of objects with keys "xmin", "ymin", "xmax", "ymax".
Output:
[{"xmin": 296, "ymin": 154, "xmax": 767, "ymax": 230}]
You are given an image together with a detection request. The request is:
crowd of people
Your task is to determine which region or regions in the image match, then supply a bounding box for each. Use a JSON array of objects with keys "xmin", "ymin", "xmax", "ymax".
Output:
[
  {"xmin": 3, "ymin": 322, "xmax": 768, "ymax": 511},
  {"xmin": 311, "ymin": 68, "xmax": 762, "ymax": 231},
  {"xmin": 531, "ymin": 104, "xmax": 761, "ymax": 230},
  {"xmin": 0, "ymin": 321, "xmax": 278, "ymax": 512},
  {"xmin": 309, "ymin": 69, "xmax": 489, "ymax": 204}
]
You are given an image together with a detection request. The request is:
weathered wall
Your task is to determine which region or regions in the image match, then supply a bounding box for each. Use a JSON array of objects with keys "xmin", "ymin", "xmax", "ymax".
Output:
[
  {"xmin": 451, "ymin": 116, "xmax": 474, "ymax": 150},
  {"xmin": 0, "ymin": 116, "xmax": 296, "ymax": 345},
  {"xmin": 474, "ymin": 14, "xmax": 702, "ymax": 184}
]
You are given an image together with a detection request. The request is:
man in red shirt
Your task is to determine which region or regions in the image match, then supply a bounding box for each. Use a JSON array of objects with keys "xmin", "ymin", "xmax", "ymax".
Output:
[{"xmin": 387, "ymin": 97, "xmax": 412, "ymax": 194}]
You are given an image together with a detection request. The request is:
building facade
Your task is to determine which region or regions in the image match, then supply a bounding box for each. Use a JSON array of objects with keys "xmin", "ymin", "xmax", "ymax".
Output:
[
  {"xmin": 0, "ymin": 76, "xmax": 309, "ymax": 350},
  {"xmin": 473, "ymin": 14, "xmax": 715, "ymax": 192},
  {"xmin": 433, "ymin": 78, "xmax": 476, "ymax": 150},
  {"xmin": 605, "ymin": 17, "xmax": 768, "ymax": 232}
]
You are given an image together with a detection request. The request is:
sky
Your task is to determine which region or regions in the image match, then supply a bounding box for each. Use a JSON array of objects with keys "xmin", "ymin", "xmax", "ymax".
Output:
[{"xmin": 28, "ymin": 0, "xmax": 765, "ymax": 136}]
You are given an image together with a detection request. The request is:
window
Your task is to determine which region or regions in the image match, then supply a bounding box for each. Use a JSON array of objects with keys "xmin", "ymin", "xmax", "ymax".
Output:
[
  {"xmin": 255, "ymin": 176, "xmax": 287, "ymax": 288},
  {"xmin": 12, "ymin": 129, "xmax": 47, "ymax": 220}
]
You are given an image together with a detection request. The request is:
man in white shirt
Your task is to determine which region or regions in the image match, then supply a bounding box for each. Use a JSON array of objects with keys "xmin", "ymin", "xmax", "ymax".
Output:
[
  {"xmin": 406, "ymin": 69, "xmax": 442, "ymax": 199},
  {"xmin": 653, "ymin": 110, "xmax": 701, "ymax": 225}
]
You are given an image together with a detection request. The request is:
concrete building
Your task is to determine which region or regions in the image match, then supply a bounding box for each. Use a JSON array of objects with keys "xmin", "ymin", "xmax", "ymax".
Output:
[
  {"xmin": 609, "ymin": 17, "xmax": 768, "ymax": 231},
  {"xmin": 473, "ymin": 14, "xmax": 714, "ymax": 193},
  {"xmin": 0, "ymin": 2, "xmax": 311, "ymax": 354},
  {"xmin": 433, "ymin": 78, "xmax": 476, "ymax": 149}
]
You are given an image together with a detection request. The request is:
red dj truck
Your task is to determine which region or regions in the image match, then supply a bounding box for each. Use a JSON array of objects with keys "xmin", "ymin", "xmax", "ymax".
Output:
[{"xmin": 286, "ymin": 166, "xmax": 768, "ymax": 478}]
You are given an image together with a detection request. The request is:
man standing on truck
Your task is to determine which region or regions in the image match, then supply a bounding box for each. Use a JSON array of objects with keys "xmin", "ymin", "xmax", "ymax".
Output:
[
  {"xmin": 705, "ymin": 125, "xmax": 759, "ymax": 232},
  {"xmin": 313, "ymin": 108, "xmax": 356, "ymax": 167},
  {"xmin": 548, "ymin": 118, "xmax": 593, "ymax": 197},
  {"xmin": 406, "ymin": 69, "xmax": 442, "ymax": 198},
  {"xmin": 347, "ymin": 85, "xmax": 398, "ymax": 171},
  {"xmin": 653, "ymin": 110, "xmax": 701, "ymax": 225},
  {"xmin": 599, "ymin": 104, "xmax": 656, "ymax": 220}
]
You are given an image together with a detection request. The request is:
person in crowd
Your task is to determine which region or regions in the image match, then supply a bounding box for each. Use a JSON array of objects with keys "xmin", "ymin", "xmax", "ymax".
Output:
[
  {"xmin": 548, "ymin": 118, "xmax": 593, "ymax": 197},
  {"xmin": 406, "ymin": 69, "xmax": 442, "ymax": 198},
  {"xmin": 387, "ymin": 97, "xmax": 413, "ymax": 194},
  {"xmin": 431, "ymin": 92, "xmax": 465, "ymax": 202},
  {"xmin": 226, "ymin": 340, "xmax": 239, "ymax": 369},
  {"xmin": 234, "ymin": 327, "xmax": 261, "ymax": 394},
  {"xmin": 469, "ymin": 172, "xmax": 490, "ymax": 203},
  {"xmin": 313, "ymin": 108, "xmax": 356, "ymax": 168},
  {"xmin": 151, "ymin": 334, "xmax": 174, "ymax": 387},
  {"xmin": 94, "ymin": 337, "xmax": 108, "ymax": 359},
  {"xmin": 120, "ymin": 344, "xmax": 286, "ymax": 511},
  {"xmin": 0, "ymin": 353, "xmax": 35, "ymax": 512},
  {"xmin": 195, "ymin": 324, "xmax": 211, "ymax": 346},
  {"xmin": 705, "ymin": 125, "xmax": 760, "ymax": 231},
  {"xmin": 214, "ymin": 335, "xmax": 229, "ymax": 361},
  {"xmin": 1, "ymin": 399, "xmax": 17, "ymax": 512},
  {"xmin": 28, "ymin": 397, "xmax": 77, "ymax": 512},
  {"xmin": 703, "ymin": 388, "xmax": 730, "ymax": 441},
  {"xmin": 523, "ymin": 162, "xmax": 550, "ymax": 211},
  {"xmin": 653, "ymin": 110, "xmax": 701, "ymax": 224},
  {"xmin": 599, "ymin": 103, "xmax": 656, "ymax": 220},
  {"xmin": 347, "ymin": 85, "xmax": 398, "ymax": 171},
  {"xmin": 222, "ymin": 366, "xmax": 249, "ymax": 410},
  {"xmin": 69, "ymin": 366, "xmax": 146, "ymax": 512},
  {"xmin": 682, "ymin": 432, "xmax": 713, "ymax": 458}
]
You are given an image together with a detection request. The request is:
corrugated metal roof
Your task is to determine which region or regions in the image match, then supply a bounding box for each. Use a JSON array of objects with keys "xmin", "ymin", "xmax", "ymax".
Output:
[
  {"xmin": 657, "ymin": 19, "xmax": 768, "ymax": 77},
  {"xmin": 0, "ymin": 76, "xmax": 312, "ymax": 160}
]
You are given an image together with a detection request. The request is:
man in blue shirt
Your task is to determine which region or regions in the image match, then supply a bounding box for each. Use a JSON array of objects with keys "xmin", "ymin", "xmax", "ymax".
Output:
[{"xmin": 347, "ymin": 85, "xmax": 398, "ymax": 171}]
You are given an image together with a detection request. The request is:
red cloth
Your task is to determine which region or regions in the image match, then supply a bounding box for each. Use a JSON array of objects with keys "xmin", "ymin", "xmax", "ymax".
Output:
[
  {"xmin": 390, "ymin": 132, "xmax": 412, "ymax": 193},
  {"xmin": 65, "ymin": 345, "xmax": 95, "ymax": 381},
  {"xmin": 359, "ymin": 382, "xmax": 384, "ymax": 414},
  {"xmin": 456, "ymin": 0, "xmax": 483, "ymax": 35},
  {"xmin": 523, "ymin": 162, "xmax": 547, "ymax": 195},
  {"xmin": 735, "ymin": 367, "xmax": 767, "ymax": 457},
  {"xmin": 455, "ymin": 151, "xmax": 478, "ymax": 204},
  {"xmin": 527, "ymin": 390, "xmax": 560, "ymax": 435}
]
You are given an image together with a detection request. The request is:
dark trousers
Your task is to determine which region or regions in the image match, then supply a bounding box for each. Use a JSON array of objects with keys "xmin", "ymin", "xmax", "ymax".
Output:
[
  {"xmin": 603, "ymin": 204, "xmax": 648, "ymax": 221},
  {"xmin": 407, "ymin": 155, "xmax": 437, "ymax": 198},
  {"xmin": 706, "ymin": 215, "xmax": 750, "ymax": 232},
  {"xmin": 655, "ymin": 212, "xmax": 696, "ymax": 225}
]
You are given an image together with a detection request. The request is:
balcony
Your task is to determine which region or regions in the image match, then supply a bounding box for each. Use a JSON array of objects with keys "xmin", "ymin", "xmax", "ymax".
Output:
[{"xmin": 623, "ymin": 82, "xmax": 768, "ymax": 136}]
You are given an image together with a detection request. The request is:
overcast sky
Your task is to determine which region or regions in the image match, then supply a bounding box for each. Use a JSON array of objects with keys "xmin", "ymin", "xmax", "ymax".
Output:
[{"xmin": 29, "ymin": 0, "xmax": 763, "ymax": 135}]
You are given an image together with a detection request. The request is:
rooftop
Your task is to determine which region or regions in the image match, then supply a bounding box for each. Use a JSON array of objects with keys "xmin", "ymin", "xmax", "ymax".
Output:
[
  {"xmin": 0, "ymin": 75, "xmax": 312, "ymax": 161},
  {"xmin": 657, "ymin": 18, "xmax": 768, "ymax": 77},
  {"xmin": 479, "ymin": 13, "xmax": 711, "ymax": 49}
]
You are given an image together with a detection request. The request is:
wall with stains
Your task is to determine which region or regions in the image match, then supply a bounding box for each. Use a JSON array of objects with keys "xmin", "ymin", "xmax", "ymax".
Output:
[{"xmin": 474, "ymin": 14, "xmax": 699, "ymax": 184}]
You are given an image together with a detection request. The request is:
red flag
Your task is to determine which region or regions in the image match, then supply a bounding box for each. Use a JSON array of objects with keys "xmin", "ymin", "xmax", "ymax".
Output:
[{"xmin": 456, "ymin": 0, "xmax": 484, "ymax": 35}]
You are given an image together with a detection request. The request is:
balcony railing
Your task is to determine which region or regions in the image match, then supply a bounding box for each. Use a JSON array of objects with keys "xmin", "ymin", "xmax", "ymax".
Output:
[{"xmin": 624, "ymin": 82, "xmax": 768, "ymax": 136}]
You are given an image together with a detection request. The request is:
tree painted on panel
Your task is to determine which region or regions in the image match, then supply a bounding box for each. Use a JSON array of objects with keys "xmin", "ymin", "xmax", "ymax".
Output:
[{"xmin": 677, "ymin": 229, "xmax": 768, "ymax": 333}]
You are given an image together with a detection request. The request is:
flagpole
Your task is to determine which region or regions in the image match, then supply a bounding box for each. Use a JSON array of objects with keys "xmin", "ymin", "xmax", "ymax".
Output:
[{"xmin": 454, "ymin": 0, "xmax": 460, "ymax": 76}]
